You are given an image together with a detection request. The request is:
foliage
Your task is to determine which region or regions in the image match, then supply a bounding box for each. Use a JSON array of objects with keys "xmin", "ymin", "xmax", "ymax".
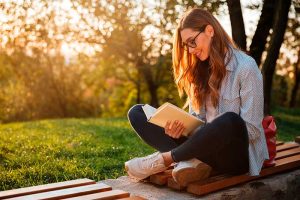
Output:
[{"xmin": 0, "ymin": 0, "xmax": 299, "ymax": 122}]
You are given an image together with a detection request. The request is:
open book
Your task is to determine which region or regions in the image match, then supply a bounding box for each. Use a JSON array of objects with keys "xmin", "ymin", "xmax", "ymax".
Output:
[{"xmin": 142, "ymin": 102, "xmax": 204, "ymax": 137}]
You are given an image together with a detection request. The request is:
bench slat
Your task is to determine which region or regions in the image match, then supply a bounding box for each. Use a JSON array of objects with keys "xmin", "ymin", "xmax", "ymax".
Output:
[
  {"xmin": 149, "ymin": 170, "xmax": 172, "ymax": 185},
  {"xmin": 276, "ymin": 142, "xmax": 299, "ymax": 152},
  {"xmin": 276, "ymin": 141, "xmax": 284, "ymax": 146},
  {"xmin": 0, "ymin": 179, "xmax": 96, "ymax": 199},
  {"xmin": 295, "ymin": 136, "xmax": 300, "ymax": 144},
  {"xmin": 62, "ymin": 189, "xmax": 129, "ymax": 200},
  {"xmin": 6, "ymin": 183, "xmax": 111, "ymax": 200},
  {"xmin": 167, "ymin": 177, "xmax": 187, "ymax": 190},
  {"xmin": 275, "ymin": 147, "xmax": 300, "ymax": 160},
  {"xmin": 187, "ymin": 154, "xmax": 300, "ymax": 195},
  {"xmin": 168, "ymin": 173, "xmax": 231, "ymax": 190}
]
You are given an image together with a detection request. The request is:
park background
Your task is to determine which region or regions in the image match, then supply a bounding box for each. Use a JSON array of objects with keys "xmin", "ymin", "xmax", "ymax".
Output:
[{"xmin": 0, "ymin": 0, "xmax": 299, "ymax": 191}]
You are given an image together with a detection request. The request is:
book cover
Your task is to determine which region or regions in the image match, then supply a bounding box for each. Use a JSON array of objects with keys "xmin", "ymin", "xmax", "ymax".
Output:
[{"xmin": 142, "ymin": 102, "xmax": 204, "ymax": 136}]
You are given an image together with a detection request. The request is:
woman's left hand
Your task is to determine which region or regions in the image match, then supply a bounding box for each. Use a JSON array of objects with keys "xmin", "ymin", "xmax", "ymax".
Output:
[{"xmin": 164, "ymin": 120, "xmax": 186, "ymax": 139}]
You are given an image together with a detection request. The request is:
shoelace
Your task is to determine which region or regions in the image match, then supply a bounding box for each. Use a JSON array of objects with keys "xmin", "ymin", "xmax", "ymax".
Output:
[
  {"xmin": 141, "ymin": 152, "xmax": 159, "ymax": 162},
  {"xmin": 141, "ymin": 153, "xmax": 162, "ymax": 169}
]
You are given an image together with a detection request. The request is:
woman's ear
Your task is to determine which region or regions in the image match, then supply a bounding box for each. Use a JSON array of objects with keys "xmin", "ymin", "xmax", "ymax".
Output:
[{"xmin": 206, "ymin": 25, "xmax": 214, "ymax": 38}]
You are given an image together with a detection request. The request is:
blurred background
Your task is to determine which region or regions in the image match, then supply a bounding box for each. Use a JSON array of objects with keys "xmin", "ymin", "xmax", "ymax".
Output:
[{"xmin": 0, "ymin": 0, "xmax": 299, "ymax": 123}]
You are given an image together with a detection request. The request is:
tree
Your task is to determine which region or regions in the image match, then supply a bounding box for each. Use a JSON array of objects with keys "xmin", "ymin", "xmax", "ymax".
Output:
[
  {"xmin": 261, "ymin": 0, "xmax": 292, "ymax": 114},
  {"xmin": 227, "ymin": 0, "xmax": 292, "ymax": 114},
  {"xmin": 289, "ymin": 2, "xmax": 300, "ymax": 107},
  {"xmin": 0, "ymin": 1, "xmax": 104, "ymax": 121},
  {"xmin": 249, "ymin": 0, "xmax": 275, "ymax": 66},
  {"xmin": 226, "ymin": 0, "xmax": 246, "ymax": 50}
]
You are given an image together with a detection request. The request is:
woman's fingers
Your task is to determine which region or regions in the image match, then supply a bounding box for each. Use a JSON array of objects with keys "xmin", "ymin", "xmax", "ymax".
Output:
[
  {"xmin": 164, "ymin": 120, "xmax": 185, "ymax": 138},
  {"xmin": 173, "ymin": 121, "xmax": 182, "ymax": 134},
  {"xmin": 170, "ymin": 121, "xmax": 179, "ymax": 135},
  {"xmin": 177, "ymin": 124, "xmax": 186, "ymax": 137},
  {"xmin": 164, "ymin": 120, "xmax": 170, "ymax": 131},
  {"xmin": 174, "ymin": 122, "xmax": 185, "ymax": 138},
  {"xmin": 171, "ymin": 121, "xmax": 184, "ymax": 138}
]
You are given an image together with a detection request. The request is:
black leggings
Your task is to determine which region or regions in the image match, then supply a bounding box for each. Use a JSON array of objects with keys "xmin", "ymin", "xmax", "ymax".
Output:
[{"xmin": 127, "ymin": 104, "xmax": 249, "ymax": 175}]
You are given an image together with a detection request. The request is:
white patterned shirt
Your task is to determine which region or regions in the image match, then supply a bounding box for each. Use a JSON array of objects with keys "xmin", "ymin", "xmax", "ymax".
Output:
[
  {"xmin": 189, "ymin": 47, "xmax": 269, "ymax": 176},
  {"xmin": 205, "ymin": 95, "xmax": 217, "ymax": 123}
]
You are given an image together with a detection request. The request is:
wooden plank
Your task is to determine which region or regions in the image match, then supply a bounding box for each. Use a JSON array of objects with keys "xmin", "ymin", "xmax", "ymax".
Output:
[
  {"xmin": 0, "ymin": 179, "xmax": 96, "ymax": 199},
  {"xmin": 295, "ymin": 136, "xmax": 300, "ymax": 144},
  {"xmin": 150, "ymin": 168, "xmax": 221, "ymax": 187},
  {"xmin": 187, "ymin": 154, "xmax": 300, "ymax": 196},
  {"xmin": 62, "ymin": 189, "xmax": 129, "ymax": 200},
  {"xmin": 6, "ymin": 183, "xmax": 112, "ymax": 200},
  {"xmin": 167, "ymin": 178, "xmax": 186, "ymax": 190},
  {"xmin": 275, "ymin": 147, "xmax": 300, "ymax": 160},
  {"xmin": 276, "ymin": 141, "xmax": 284, "ymax": 146},
  {"xmin": 149, "ymin": 170, "xmax": 172, "ymax": 185},
  {"xmin": 276, "ymin": 142, "xmax": 299, "ymax": 152}
]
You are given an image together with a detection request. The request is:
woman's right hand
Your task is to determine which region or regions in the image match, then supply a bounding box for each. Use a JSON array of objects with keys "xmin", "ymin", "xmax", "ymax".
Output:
[{"xmin": 164, "ymin": 120, "xmax": 186, "ymax": 139}]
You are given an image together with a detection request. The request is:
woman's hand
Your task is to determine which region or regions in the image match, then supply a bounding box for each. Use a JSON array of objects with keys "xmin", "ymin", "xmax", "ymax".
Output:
[{"xmin": 164, "ymin": 120, "xmax": 186, "ymax": 139}]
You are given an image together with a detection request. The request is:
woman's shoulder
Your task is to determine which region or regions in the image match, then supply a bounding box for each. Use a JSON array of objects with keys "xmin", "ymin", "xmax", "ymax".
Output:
[
  {"xmin": 231, "ymin": 48, "xmax": 261, "ymax": 75},
  {"xmin": 232, "ymin": 48, "xmax": 257, "ymax": 67}
]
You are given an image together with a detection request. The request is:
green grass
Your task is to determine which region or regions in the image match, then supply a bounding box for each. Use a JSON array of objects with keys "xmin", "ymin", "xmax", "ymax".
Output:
[
  {"xmin": 272, "ymin": 106, "xmax": 300, "ymax": 141},
  {"xmin": 0, "ymin": 117, "xmax": 154, "ymax": 191},
  {"xmin": 0, "ymin": 107, "xmax": 299, "ymax": 191}
]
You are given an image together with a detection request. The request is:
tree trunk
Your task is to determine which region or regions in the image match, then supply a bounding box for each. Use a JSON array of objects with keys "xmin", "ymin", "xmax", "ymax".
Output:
[
  {"xmin": 289, "ymin": 50, "xmax": 300, "ymax": 107},
  {"xmin": 262, "ymin": 0, "xmax": 291, "ymax": 115},
  {"xmin": 249, "ymin": 0, "xmax": 275, "ymax": 66},
  {"xmin": 136, "ymin": 74, "xmax": 141, "ymax": 104},
  {"xmin": 137, "ymin": 61, "xmax": 159, "ymax": 107},
  {"xmin": 226, "ymin": 0, "xmax": 247, "ymax": 50}
]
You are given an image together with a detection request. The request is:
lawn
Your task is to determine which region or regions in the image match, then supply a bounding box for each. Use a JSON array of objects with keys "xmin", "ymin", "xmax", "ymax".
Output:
[
  {"xmin": 0, "ymin": 106, "xmax": 299, "ymax": 191},
  {"xmin": 0, "ymin": 117, "xmax": 154, "ymax": 191}
]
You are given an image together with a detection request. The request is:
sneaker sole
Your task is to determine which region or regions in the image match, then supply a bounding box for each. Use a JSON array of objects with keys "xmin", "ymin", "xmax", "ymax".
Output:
[
  {"xmin": 125, "ymin": 161, "xmax": 154, "ymax": 182},
  {"xmin": 124, "ymin": 161, "xmax": 142, "ymax": 182},
  {"xmin": 172, "ymin": 163, "xmax": 212, "ymax": 187}
]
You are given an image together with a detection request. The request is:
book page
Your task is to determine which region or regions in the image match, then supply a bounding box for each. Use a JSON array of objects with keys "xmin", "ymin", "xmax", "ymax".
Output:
[
  {"xmin": 142, "ymin": 104, "xmax": 157, "ymax": 120},
  {"xmin": 149, "ymin": 102, "xmax": 204, "ymax": 136}
]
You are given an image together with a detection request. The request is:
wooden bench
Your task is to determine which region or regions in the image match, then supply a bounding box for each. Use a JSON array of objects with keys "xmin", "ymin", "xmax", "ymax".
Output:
[
  {"xmin": 0, "ymin": 179, "xmax": 145, "ymax": 200},
  {"xmin": 149, "ymin": 138, "xmax": 300, "ymax": 196}
]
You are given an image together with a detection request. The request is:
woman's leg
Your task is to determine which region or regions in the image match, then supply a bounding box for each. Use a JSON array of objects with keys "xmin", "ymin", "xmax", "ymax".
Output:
[
  {"xmin": 171, "ymin": 112, "xmax": 249, "ymax": 175},
  {"xmin": 127, "ymin": 104, "xmax": 187, "ymax": 153}
]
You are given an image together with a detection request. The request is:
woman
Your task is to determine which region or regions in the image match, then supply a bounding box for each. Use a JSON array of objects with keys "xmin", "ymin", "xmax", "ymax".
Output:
[{"xmin": 125, "ymin": 8, "xmax": 269, "ymax": 186}]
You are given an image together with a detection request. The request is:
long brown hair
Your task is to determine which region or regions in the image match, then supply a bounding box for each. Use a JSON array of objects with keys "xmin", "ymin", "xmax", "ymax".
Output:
[{"xmin": 172, "ymin": 8, "xmax": 237, "ymax": 113}]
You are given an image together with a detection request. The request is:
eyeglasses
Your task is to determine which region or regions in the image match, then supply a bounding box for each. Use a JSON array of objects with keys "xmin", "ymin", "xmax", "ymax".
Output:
[{"xmin": 181, "ymin": 25, "xmax": 207, "ymax": 51}]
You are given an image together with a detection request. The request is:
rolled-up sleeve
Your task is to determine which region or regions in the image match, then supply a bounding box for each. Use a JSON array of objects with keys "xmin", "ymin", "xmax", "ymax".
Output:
[
  {"xmin": 188, "ymin": 100, "xmax": 206, "ymax": 121},
  {"xmin": 239, "ymin": 58, "xmax": 264, "ymax": 142}
]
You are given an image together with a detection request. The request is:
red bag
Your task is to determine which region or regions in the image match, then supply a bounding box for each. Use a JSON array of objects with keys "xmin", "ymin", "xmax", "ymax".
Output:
[{"xmin": 262, "ymin": 115, "xmax": 277, "ymax": 167}]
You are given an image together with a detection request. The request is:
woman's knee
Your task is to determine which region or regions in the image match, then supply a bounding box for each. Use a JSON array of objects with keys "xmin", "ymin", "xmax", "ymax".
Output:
[
  {"xmin": 222, "ymin": 112, "xmax": 245, "ymax": 126},
  {"xmin": 127, "ymin": 104, "xmax": 144, "ymax": 122}
]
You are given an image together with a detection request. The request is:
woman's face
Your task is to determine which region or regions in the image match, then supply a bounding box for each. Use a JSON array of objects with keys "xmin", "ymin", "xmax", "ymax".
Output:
[{"xmin": 180, "ymin": 25, "xmax": 214, "ymax": 61}]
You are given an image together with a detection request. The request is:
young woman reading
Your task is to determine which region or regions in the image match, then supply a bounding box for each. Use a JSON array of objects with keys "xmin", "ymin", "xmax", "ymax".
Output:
[{"xmin": 125, "ymin": 8, "xmax": 269, "ymax": 186}]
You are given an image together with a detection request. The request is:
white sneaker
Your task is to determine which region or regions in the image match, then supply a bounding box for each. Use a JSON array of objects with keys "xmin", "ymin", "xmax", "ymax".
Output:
[
  {"xmin": 172, "ymin": 158, "xmax": 212, "ymax": 187},
  {"xmin": 125, "ymin": 152, "xmax": 168, "ymax": 181}
]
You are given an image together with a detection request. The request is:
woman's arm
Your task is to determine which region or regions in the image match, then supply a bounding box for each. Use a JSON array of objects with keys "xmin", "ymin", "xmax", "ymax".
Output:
[{"xmin": 239, "ymin": 58, "xmax": 264, "ymax": 142}]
